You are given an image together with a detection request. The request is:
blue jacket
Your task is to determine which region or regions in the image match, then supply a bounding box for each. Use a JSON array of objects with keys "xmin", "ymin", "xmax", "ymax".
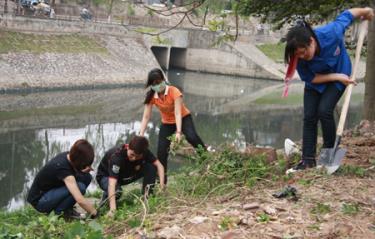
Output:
[{"xmin": 297, "ymin": 10, "xmax": 354, "ymax": 93}]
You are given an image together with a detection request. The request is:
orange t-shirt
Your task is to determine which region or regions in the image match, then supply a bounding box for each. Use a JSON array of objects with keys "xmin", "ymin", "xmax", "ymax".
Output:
[{"xmin": 150, "ymin": 85, "xmax": 190, "ymax": 124}]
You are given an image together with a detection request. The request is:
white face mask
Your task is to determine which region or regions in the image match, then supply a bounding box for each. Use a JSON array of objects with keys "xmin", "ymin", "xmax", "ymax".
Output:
[{"xmin": 151, "ymin": 81, "xmax": 166, "ymax": 93}]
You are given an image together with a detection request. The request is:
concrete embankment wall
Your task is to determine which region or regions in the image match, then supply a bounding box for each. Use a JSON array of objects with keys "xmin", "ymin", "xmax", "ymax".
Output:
[
  {"xmin": 146, "ymin": 29, "xmax": 284, "ymax": 80},
  {"xmin": 0, "ymin": 14, "xmax": 159, "ymax": 92},
  {"xmin": 184, "ymin": 47, "xmax": 278, "ymax": 79},
  {"xmin": 0, "ymin": 14, "xmax": 285, "ymax": 93}
]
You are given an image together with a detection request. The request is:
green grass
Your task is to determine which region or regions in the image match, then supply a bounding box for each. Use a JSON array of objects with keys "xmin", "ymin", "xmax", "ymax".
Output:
[
  {"xmin": 0, "ymin": 31, "xmax": 108, "ymax": 54},
  {"xmin": 254, "ymin": 91, "xmax": 303, "ymax": 105},
  {"xmin": 135, "ymin": 27, "xmax": 157, "ymax": 34},
  {"xmin": 341, "ymin": 203, "xmax": 360, "ymax": 216},
  {"xmin": 0, "ymin": 147, "xmax": 297, "ymax": 238},
  {"xmin": 256, "ymin": 42, "xmax": 285, "ymax": 63},
  {"xmin": 0, "ymin": 104, "xmax": 102, "ymax": 121},
  {"xmin": 0, "ymin": 207, "xmax": 109, "ymax": 239},
  {"xmin": 336, "ymin": 165, "xmax": 367, "ymax": 178},
  {"xmin": 297, "ymin": 178, "xmax": 312, "ymax": 186},
  {"xmin": 219, "ymin": 216, "xmax": 236, "ymax": 230},
  {"xmin": 310, "ymin": 203, "xmax": 331, "ymax": 215},
  {"xmin": 307, "ymin": 223, "xmax": 320, "ymax": 231},
  {"xmin": 257, "ymin": 213, "xmax": 270, "ymax": 223}
]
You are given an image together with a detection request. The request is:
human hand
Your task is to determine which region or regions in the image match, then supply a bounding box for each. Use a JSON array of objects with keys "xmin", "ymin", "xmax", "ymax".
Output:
[
  {"xmin": 336, "ymin": 73, "xmax": 357, "ymax": 86},
  {"xmin": 363, "ymin": 7, "xmax": 374, "ymax": 21},
  {"xmin": 156, "ymin": 184, "xmax": 167, "ymax": 196},
  {"xmin": 340, "ymin": 78, "xmax": 357, "ymax": 86},
  {"xmin": 89, "ymin": 209, "xmax": 99, "ymax": 219},
  {"xmin": 175, "ymin": 132, "xmax": 182, "ymax": 143},
  {"xmin": 106, "ymin": 209, "xmax": 115, "ymax": 218},
  {"xmin": 159, "ymin": 183, "xmax": 166, "ymax": 192}
]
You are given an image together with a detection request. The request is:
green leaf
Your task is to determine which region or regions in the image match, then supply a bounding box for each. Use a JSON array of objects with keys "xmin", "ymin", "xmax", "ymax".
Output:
[
  {"xmin": 87, "ymin": 230, "xmax": 104, "ymax": 239},
  {"xmin": 64, "ymin": 222, "xmax": 85, "ymax": 239},
  {"xmin": 88, "ymin": 220, "xmax": 103, "ymax": 232}
]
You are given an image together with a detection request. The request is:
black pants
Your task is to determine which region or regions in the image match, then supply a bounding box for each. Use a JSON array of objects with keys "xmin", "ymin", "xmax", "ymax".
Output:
[
  {"xmin": 302, "ymin": 83, "xmax": 344, "ymax": 161},
  {"xmin": 98, "ymin": 163, "xmax": 157, "ymax": 199},
  {"xmin": 158, "ymin": 114, "xmax": 205, "ymax": 183}
]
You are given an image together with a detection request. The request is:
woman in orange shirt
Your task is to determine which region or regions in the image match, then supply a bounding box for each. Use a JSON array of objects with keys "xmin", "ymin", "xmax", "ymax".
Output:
[{"xmin": 139, "ymin": 68, "xmax": 205, "ymax": 183}]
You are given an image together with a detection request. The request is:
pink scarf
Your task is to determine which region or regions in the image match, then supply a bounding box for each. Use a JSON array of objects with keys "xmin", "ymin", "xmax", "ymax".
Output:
[{"xmin": 282, "ymin": 55, "xmax": 298, "ymax": 97}]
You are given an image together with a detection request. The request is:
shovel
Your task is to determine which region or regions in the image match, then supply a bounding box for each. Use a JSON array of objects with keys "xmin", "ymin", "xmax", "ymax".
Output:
[{"xmin": 318, "ymin": 20, "xmax": 369, "ymax": 174}]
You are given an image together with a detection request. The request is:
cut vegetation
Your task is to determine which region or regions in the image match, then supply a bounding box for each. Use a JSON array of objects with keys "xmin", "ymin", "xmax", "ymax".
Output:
[{"xmin": 1, "ymin": 122, "xmax": 374, "ymax": 238}]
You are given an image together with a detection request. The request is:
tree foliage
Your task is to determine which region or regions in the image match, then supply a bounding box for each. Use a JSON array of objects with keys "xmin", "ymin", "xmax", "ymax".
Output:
[{"xmin": 232, "ymin": 0, "xmax": 371, "ymax": 27}]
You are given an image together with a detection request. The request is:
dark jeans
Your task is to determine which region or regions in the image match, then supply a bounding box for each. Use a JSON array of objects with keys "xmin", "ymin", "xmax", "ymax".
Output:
[
  {"xmin": 158, "ymin": 114, "xmax": 205, "ymax": 183},
  {"xmin": 36, "ymin": 173, "xmax": 92, "ymax": 215},
  {"xmin": 98, "ymin": 163, "xmax": 157, "ymax": 200},
  {"xmin": 302, "ymin": 83, "xmax": 344, "ymax": 161}
]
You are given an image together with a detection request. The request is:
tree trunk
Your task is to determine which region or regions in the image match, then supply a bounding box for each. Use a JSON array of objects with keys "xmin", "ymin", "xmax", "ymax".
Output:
[
  {"xmin": 107, "ymin": 0, "xmax": 114, "ymax": 23},
  {"xmin": 4, "ymin": 0, "xmax": 8, "ymax": 13},
  {"xmin": 363, "ymin": 2, "xmax": 375, "ymax": 121}
]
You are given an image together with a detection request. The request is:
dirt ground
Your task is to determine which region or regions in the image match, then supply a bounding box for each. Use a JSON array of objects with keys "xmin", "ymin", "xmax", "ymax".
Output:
[{"xmin": 118, "ymin": 121, "xmax": 375, "ymax": 239}]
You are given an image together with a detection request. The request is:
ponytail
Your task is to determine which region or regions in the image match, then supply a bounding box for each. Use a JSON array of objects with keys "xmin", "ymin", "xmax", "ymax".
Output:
[
  {"xmin": 284, "ymin": 19, "xmax": 319, "ymax": 64},
  {"xmin": 144, "ymin": 89, "xmax": 154, "ymax": 104}
]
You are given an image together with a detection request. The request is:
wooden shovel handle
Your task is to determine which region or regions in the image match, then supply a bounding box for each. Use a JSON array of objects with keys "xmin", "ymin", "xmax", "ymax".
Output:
[{"xmin": 336, "ymin": 20, "xmax": 368, "ymax": 136}]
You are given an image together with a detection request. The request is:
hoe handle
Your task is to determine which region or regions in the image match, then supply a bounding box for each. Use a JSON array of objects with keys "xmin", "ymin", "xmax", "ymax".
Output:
[{"xmin": 336, "ymin": 20, "xmax": 368, "ymax": 136}]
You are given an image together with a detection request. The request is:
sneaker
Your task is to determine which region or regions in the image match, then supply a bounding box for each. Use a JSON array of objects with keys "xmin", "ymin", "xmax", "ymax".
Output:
[
  {"xmin": 286, "ymin": 160, "xmax": 316, "ymax": 174},
  {"xmin": 63, "ymin": 208, "xmax": 84, "ymax": 220}
]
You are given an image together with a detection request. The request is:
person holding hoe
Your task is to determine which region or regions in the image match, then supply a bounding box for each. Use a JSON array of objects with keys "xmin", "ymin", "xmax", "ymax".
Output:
[{"xmin": 283, "ymin": 7, "xmax": 374, "ymax": 173}]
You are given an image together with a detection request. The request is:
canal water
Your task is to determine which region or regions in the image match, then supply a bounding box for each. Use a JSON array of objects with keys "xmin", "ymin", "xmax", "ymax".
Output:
[{"xmin": 0, "ymin": 69, "xmax": 363, "ymax": 211}]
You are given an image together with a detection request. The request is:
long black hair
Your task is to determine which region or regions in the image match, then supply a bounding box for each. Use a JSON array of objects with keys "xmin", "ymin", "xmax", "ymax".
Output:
[
  {"xmin": 284, "ymin": 20, "xmax": 320, "ymax": 64},
  {"xmin": 144, "ymin": 68, "xmax": 165, "ymax": 104}
]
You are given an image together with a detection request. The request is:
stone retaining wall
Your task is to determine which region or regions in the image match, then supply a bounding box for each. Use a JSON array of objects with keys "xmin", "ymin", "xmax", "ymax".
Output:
[{"xmin": 0, "ymin": 33, "xmax": 159, "ymax": 92}]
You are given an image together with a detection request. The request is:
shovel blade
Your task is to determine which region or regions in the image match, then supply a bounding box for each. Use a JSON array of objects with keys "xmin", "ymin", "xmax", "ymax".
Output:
[
  {"xmin": 319, "ymin": 147, "xmax": 346, "ymax": 175},
  {"xmin": 317, "ymin": 148, "xmax": 331, "ymax": 166}
]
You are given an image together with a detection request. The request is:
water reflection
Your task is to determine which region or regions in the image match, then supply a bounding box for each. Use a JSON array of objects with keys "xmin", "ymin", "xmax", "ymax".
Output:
[{"xmin": 0, "ymin": 69, "xmax": 363, "ymax": 210}]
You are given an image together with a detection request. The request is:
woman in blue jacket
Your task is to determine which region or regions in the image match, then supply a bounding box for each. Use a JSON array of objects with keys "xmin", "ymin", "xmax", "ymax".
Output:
[{"xmin": 284, "ymin": 7, "xmax": 374, "ymax": 173}]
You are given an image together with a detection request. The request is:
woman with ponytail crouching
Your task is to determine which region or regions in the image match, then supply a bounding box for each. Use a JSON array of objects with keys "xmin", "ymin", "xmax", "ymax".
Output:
[{"xmin": 139, "ymin": 68, "xmax": 206, "ymax": 183}]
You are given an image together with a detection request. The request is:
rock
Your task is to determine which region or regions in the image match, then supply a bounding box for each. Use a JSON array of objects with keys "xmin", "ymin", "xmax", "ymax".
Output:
[
  {"xmin": 268, "ymin": 223, "xmax": 286, "ymax": 233},
  {"xmin": 221, "ymin": 231, "xmax": 239, "ymax": 239},
  {"xmin": 229, "ymin": 209, "xmax": 241, "ymax": 216},
  {"xmin": 263, "ymin": 205, "xmax": 277, "ymax": 215},
  {"xmin": 371, "ymin": 197, "xmax": 375, "ymax": 207},
  {"xmin": 189, "ymin": 216, "xmax": 209, "ymax": 224},
  {"xmin": 157, "ymin": 225, "xmax": 183, "ymax": 239},
  {"xmin": 335, "ymin": 223, "xmax": 354, "ymax": 235},
  {"xmin": 212, "ymin": 209, "xmax": 227, "ymax": 215},
  {"xmin": 243, "ymin": 203, "xmax": 260, "ymax": 210},
  {"xmin": 239, "ymin": 216, "xmax": 254, "ymax": 226}
]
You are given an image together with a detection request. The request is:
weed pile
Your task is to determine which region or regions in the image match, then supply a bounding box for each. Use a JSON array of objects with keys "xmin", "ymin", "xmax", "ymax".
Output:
[{"xmin": 169, "ymin": 146, "xmax": 285, "ymax": 198}]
